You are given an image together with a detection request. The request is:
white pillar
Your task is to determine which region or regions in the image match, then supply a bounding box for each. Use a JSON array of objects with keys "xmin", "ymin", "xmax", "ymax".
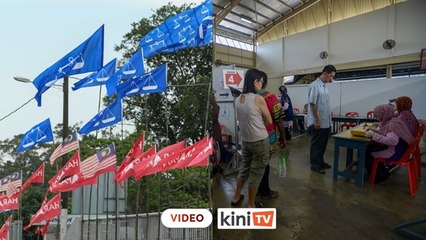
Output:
[{"xmin": 60, "ymin": 209, "xmax": 67, "ymax": 240}]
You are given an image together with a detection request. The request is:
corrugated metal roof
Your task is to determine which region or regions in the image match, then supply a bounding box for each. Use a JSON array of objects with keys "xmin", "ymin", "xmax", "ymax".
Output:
[{"xmin": 213, "ymin": 0, "xmax": 400, "ymax": 44}]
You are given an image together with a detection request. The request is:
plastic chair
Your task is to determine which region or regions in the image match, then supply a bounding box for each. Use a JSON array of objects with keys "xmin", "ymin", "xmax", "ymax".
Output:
[
  {"xmin": 293, "ymin": 108, "xmax": 300, "ymax": 114},
  {"xmin": 413, "ymin": 124, "xmax": 425, "ymax": 180},
  {"xmin": 369, "ymin": 131, "xmax": 422, "ymax": 196},
  {"xmin": 340, "ymin": 112, "xmax": 360, "ymax": 130},
  {"xmin": 366, "ymin": 111, "xmax": 374, "ymax": 118},
  {"xmin": 219, "ymin": 124, "xmax": 231, "ymax": 149}
]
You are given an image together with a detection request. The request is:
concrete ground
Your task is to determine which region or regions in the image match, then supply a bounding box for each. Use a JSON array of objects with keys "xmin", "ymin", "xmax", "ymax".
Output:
[{"xmin": 212, "ymin": 132, "xmax": 426, "ymax": 240}]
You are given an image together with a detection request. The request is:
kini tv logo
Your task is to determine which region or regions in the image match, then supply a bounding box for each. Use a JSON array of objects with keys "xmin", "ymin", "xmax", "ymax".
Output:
[
  {"xmin": 161, "ymin": 209, "xmax": 212, "ymax": 228},
  {"xmin": 218, "ymin": 208, "xmax": 276, "ymax": 229}
]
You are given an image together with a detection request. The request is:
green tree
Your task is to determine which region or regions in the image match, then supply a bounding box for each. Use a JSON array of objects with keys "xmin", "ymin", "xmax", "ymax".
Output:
[
  {"xmin": 0, "ymin": 2, "xmax": 212, "ymax": 232},
  {"xmin": 114, "ymin": 2, "xmax": 213, "ymax": 147},
  {"xmin": 113, "ymin": 2, "xmax": 212, "ymax": 213}
]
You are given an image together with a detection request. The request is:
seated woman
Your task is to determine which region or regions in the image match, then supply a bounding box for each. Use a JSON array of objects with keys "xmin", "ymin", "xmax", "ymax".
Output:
[
  {"xmin": 395, "ymin": 96, "xmax": 419, "ymax": 136},
  {"xmin": 364, "ymin": 104, "xmax": 414, "ymax": 183}
]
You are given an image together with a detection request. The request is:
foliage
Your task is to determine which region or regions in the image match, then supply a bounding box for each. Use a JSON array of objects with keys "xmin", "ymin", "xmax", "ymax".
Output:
[
  {"xmin": 0, "ymin": 2, "xmax": 212, "ymax": 234},
  {"xmin": 113, "ymin": 3, "xmax": 213, "ymax": 148}
]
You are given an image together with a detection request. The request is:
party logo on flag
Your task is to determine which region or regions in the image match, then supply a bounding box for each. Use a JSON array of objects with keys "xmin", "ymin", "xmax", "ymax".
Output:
[
  {"xmin": 17, "ymin": 118, "xmax": 53, "ymax": 152},
  {"xmin": 140, "ymin": 0, "xmax": 212, "ymax": 59},
  {"xmin": 72, "ymin": 58, "xmax": 117, "ymax": 91},
  {"xmin": 106, "ymin": 50, "xmax": 144, "ymax": 97},
  {"xmin": 33, "ymin": 25, "xmax": 104, "ymax": 106},
  {"xmin": 79, "ymin": 99, "xmax": 122, "ymax": 135}
]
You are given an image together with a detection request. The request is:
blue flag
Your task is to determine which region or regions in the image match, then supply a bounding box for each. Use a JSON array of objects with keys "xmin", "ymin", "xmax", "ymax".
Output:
[
  {"xmin": 79, "ymin": 99, "xmax": 122, "ymax": 135},
  {"xmin": 72, "ymin": 58, "xmax": 116, "ymax": 91},
  {"xmin": 106, "ymin": 50, "xmax": 145, "ymax": 97},
  {"xmin": 116, "ymin": 64, "xmax": 168, "ymax": 99},
  {"xmin": 17, "ymin": 118, "xmax": 54, "ymax": 152},
  {"xmin": 140, "ymin": 0, "xmax": 212, "ymax": 59},
  {"xmin": 33, "ymin": 25, "xmax": 104, "ymax": 106}
]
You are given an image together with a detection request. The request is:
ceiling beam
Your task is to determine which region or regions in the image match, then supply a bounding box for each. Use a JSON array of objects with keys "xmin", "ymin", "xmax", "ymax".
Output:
[
  {"xmin": 214, "ymin": 0, "xmax": 241, "ymax": 27},
  {"xmin": 253, "ymin": 0, "xmax": 282, "ymax": 15},
  {"xmin": 237, "ymin": 2, "xmax": 273, "ymax": 21},
  {"xmin": 276, "ymin": 0, "xmax": 293, "ymax": 9},
  {"xmin": 222, "ymin": 18, "xmax": 259, "ymax": 32},
  {"xmin": 229, "ymin": 12, "xmax": 266, "ymax": 28},
  {"xmin": 256, "ymin": 0, "xmax": 320, "ymax": 40}
]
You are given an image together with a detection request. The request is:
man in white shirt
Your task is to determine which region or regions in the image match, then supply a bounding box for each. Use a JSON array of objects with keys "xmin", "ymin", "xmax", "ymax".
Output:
[{"xmin": 307, "ymin": 65, "xmax": 336, "ymax": 174}]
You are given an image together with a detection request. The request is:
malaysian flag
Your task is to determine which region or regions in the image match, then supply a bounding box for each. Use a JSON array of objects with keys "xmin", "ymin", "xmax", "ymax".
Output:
[
  {"xmin": 50, "ymin": 131, "xmax": 79, "ymax": 165},
  {"xmin": 0, "ymin": 171, "xmax": 22, "ymax": 193},
  {"xmin": 80, "ymin": 144, "xmax": 116, "ymax": 178},
  {"xmin": 6, "ymin": 182, "xmax": 19, "ymax": 197}
]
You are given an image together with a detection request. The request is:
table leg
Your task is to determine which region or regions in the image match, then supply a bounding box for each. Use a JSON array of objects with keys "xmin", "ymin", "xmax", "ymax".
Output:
[
  {"xmin": 356, "ymin": 146, "xmax": 366, "ymax": 187},
  {"xmin": 346, "ymin": 148, "xmax": 354, "ymax": 167},
  {"xmin": 333, "ymin": 142, "xmax": 340, "ymax": 180}
]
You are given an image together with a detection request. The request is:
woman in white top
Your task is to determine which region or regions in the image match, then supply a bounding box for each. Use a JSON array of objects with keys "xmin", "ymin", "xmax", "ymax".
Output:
[{"xmin": 231, "ymin": 68, "xmax": 272, "ymax": 208}]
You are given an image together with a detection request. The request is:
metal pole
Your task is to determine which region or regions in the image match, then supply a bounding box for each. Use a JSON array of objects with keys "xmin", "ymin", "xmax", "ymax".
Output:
[
  {"xmin": 157, "ymin": 175, "xmax": 161, "ymax": 240},
  {"xmin": 87, "ymin": 185, "xmax": 92, "ymax": 240},
  {"xmin": 106, "ymin": 174, "xmax": 110, "ymax": 240},
  {"xmin": 124, "ymin": 181, "xmax": 128, "ymax": 240},
  {"xmin": 60, "ymin": 76, "xmax": 69, "ymax": 240},
  {"xmin": 135, "ymin": 181, "xmax": 140, "ymax": 240},
  {"xmin": 204, "ymin": 83, "xmax": 212, "ymax": 135},
  {"xmin": 96, "ymin": 176, "xmax": 100, "ymax": 240},
  {"xmin": 80, "ymin": 186, "xmax": 84, "ymax": 240}
]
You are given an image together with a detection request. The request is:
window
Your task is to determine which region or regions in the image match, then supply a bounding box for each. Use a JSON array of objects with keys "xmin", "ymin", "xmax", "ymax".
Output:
[{"xmin": 214, "ymin": 35, "xmax": 254, "ymax": 51}]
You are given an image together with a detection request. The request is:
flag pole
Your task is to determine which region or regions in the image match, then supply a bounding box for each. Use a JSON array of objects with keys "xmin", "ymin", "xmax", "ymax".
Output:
[
  {"xmin": 104, "ymin": 174, "xmax": 109, "ymax": 240},
  {"xmin": 117, "ymin": 121, "xmax": 124, "ymax": 240},
  {"xmin": 60, "ymin": 76, "xmax": 70, "ymax": 240},
  {"xmin": 95, "ymin": 176, "xmax": 99, "ymax": 240},
  {"xmin": 144, "ymin": 177, "xmax": 150, "ymax": 240},
  {"xmin": 134, "ymin": 181, "xmax": 140, "ymax": 240},
  {"xmin": 182, "ymin": 168, "xmax": 186, "ymax": 239},
  {"xmin": 87, "ymin": 184, "xmax": 92, "ymax": 240},
  {"xmin": 89, "ymin": 83, "xmax": 102, "ymax": 239},
  {"xmin": 124, "ymin": 181, "xmax": 128, "ymax": 240},
  {"xmin": 79, "ymin": 185, "xmax": 84, "ymax": 240},
  {"xmin": 157, "ymin": 173, "xmax": 161, "ymax": 239}
]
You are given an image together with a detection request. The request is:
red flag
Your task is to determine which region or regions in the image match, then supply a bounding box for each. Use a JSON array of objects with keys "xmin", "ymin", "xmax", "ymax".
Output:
[
  {"xmin": 50, "ymin": 131, "xmax": 79, "ymax": 165},
  {"xmin": 134, "ymin": 140, "xmax": 185, "ymax": 180},
  {"xmin": 116, "ymin": 133, "xmax": 144, "ymax": 176},
  {"xmin": 48, "ymin": 151, "xmax": 80, "ymax": 189},
  {"xmin": 41, "ymin": 219, "xmax": 50, "ymax": 236},
  {"xmin": 24, "ymin": 194, "xmax": 61, "ymax": 230},
  {"xmin": 0, "ymin": 195, "xmax": 19, "ymax": 211},
  {"xmin": 80, "ymin": 144, "xmax": 116, "ymax": 179},
  {"xmin": 158, "ymin": 136, "xmax": 212, "ymax": 171},
  {"xmin": 186, "ymin": 137, "xmax": 213, "ymax": 167},
  {"xmin": 49, "ymin": 174, "xmax": 97, "ymax": 193},
  {"xmin": 21, "ymin": 163, "xmax": 45, "ymax": 192},
  {"xmin": 0, "ymin": 216, "xmax": 12, "ymax": 239},
  {"xmin": 114, "ymin": 146, "xmax": 156, "ymax": 186}
]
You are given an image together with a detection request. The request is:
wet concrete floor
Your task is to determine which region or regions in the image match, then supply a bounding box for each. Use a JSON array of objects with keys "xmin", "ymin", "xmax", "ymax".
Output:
[{"xmin": 213, "ymin": 133, "xmax": 426, "ymax": 240}]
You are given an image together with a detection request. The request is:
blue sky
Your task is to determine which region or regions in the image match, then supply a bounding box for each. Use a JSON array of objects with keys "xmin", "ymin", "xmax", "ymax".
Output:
[{"xmin": 0, "ymin": 0, "xmax": 202, "ymax": 141}]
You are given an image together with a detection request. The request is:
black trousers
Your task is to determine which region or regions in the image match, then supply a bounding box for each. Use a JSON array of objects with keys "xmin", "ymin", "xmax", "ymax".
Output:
[
  {"xmin": 309, "ymin": 126, "xmax": 330, "ymax": 168},
  {"xmin": 257, "ymin": 164, "xmax": 271, "ymax": 197}
]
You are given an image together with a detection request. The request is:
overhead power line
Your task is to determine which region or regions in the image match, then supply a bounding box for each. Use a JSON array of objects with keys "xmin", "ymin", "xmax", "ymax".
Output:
[{"xmin": 0, "ymin": 97, "xmax": 34, "ymax": 123}]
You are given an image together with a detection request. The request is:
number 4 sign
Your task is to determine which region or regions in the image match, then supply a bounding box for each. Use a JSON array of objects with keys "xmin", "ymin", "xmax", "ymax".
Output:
[{"xmin": 223, "ymin": 70, "xmax": 244, "ymax": 89}]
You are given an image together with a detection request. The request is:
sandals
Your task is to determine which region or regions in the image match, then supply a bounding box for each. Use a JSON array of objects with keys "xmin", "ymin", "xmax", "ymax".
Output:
[{"xmin": 231, "ymin": 194, "xmax": 244, "ymax": 205}]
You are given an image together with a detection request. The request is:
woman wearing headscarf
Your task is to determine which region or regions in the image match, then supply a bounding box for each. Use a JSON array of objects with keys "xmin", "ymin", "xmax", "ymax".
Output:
[
  {"xmin": 279, "ymin": 85, "xmax": 294, "ymax": 141},
  {"xmin": 395, "ymin": 96, "xmax": 419, "ymax": 136},
  {"xmin": 231, "ymin": 68, "xmax": 272, "ymax": 208},
  {"xmin": 364, "ymin": 104, "xmax": 414, "ymax": 183}
]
